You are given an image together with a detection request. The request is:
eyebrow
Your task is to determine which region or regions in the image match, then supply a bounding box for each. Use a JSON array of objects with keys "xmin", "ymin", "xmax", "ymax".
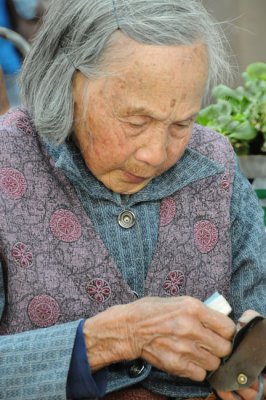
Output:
[
  {"xmin": 120, "ymin": 106, "xmax": 199, "ymax": 123},
  {"xmin": 176, "ymin": 112, "xmax": 199, "ymax": 122},
  {"xmin": 121, "ymin": 106, "xmax": 152, "ymax": 116}
]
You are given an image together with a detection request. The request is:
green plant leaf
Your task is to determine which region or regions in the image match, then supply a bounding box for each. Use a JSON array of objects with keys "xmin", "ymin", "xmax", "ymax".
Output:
[
  {"xmin": 198, "ymin": 62, "xmax": 266, "ymax": 154},
  {"xmin": 228, "ymin": 121, "xmax": 257, "ymax": 141},
  {"xmin": 197, "ymin": 101, "xmax": 231, "ymax": 126},
  {"xmin": 212, "ymin": 84, "xmax": 243, "ymax": 101},
  {"xmin": 223, "ymin": 120, "xmax": 241, "ymax": 132},
  {"xmin": 246, "ymin": 62, "xmax": 266, "ymax": 81}
]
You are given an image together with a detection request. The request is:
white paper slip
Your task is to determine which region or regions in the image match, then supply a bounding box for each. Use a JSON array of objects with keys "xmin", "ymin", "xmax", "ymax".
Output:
[{"xmin": 204, "ymin": 292, "xmax": 232, "ymax": 315}]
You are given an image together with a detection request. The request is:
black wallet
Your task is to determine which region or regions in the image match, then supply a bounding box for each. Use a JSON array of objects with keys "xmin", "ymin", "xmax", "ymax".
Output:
[{"xmin": 207, "ymin": 316, "xmax": 266, "ymax": 391}]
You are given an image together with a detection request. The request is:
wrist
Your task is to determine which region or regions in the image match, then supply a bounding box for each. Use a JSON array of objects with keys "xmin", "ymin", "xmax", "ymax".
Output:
[{"xmin": 83, "ymin": 304, "xmax": 137, "ymax": 372}]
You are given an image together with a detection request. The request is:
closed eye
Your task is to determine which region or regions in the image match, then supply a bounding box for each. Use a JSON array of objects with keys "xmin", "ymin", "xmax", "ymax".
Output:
[
  {"xmin": 122, "ymin": 116, "xmax": 150, "ymax": 128},
  {"xmin": 170, "ymin": 119, "xmax": 194, "ymax": 139},
  {"xmin": 128, "ymin": 121, "xmax": 147, "ymax": 127},
  {"xmin": 174, "ymin": 119, "xmax": 194, "ymax": 128}
]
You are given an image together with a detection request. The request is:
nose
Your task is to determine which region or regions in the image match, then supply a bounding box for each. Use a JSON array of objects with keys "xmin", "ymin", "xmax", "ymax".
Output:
[{"xmin": 134, "ymin": 134, "xmax": 168, "ymax": 167}]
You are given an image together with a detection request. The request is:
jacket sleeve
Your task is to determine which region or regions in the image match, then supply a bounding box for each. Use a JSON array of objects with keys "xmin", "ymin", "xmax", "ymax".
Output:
[
  {"xmin": 0, "ymin": 262, "xmax": 80, "ymax": 400},
  {"xmin": 0, "ymin": 262, "xmax": 107, "ymax": 400},
  {"xmin": 229, "ymin": 155, "xmax": 266, "ymax": 320},
  {"xmin": 67, "ymin": 320, "xmax": 107, "ymax": 399}
]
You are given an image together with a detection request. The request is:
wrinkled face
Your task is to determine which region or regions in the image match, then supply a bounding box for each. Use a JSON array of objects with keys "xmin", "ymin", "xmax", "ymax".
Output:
[{"xmin": 73, "ymin": 36, "xmax": 208, "ymax": 194}]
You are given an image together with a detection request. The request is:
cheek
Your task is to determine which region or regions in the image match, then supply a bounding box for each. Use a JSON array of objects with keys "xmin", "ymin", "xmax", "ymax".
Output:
[
  {"xmin": 169, "ymin": 133, "xmax": 191, "ymax": 158},
  {"xmin": 179, "ymin": 135, "xmax": 191, "ymax": 152},
  {"xmin": 87, "ymin": 133, "xmax": 132, "ymax": 172},
  {"xmin": 161, "ymin": 132, "xmax": 192, "ymax": 173}
]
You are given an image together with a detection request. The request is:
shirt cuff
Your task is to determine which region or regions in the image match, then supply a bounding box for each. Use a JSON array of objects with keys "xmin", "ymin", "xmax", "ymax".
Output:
[{"xmin": 67, "ymin": 320, "xmax": 107, "ymax": 399}]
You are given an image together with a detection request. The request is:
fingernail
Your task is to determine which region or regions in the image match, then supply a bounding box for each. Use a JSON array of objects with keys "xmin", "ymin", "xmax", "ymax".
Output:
[
  {"xmin": 238, "ymin": 315, "xmax": 252, "ymax": 324},
  {"xmin": 238, "ymin": 311, "xmax": 260, "ymax": 324}
]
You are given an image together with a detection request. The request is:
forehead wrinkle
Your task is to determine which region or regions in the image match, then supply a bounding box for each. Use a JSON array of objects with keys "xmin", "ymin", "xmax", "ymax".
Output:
[
  {"xmin": 108, "ymin": 85, "xmax": 178, "ymax": 121},
  {"xmin": 103, "ymin": 73, "xmax": 202, "ymax": 123},
  {"xmin": 101, "ymin": 43, "xmax": 207, "ymax": 122},
  {"xmin": 113, "ymin": 97, "xmax": 199, "ymax": 124},
  {"xmin": 108, "ymin": 78, "xmax": 201, "ymax": 123}
]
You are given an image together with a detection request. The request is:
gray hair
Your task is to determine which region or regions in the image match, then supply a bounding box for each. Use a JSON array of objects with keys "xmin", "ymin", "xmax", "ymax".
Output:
[{"xmin": 21, "ymin": 0, "xmax": 232, "ymax": 144}]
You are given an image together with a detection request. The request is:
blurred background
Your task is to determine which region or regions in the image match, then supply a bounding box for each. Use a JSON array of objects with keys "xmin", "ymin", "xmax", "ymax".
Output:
[
  {"xmin": 203, "ymin": 0, "xmax": 266, "ymax": 86},
  {"xmin": 202, "ymin": 0, "xmax": 266, "ymax": 222}
]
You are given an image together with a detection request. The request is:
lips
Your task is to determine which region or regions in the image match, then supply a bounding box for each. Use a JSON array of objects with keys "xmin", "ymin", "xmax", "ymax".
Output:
[{"xmin": 123, "ymin": 171, "xmax": 151, "ymax": 184}]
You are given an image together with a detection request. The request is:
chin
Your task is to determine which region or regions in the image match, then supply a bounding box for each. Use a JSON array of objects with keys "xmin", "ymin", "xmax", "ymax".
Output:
[
  {"xmin": 101, "ymin": 175, "xmax": 151, "ymax": 194},
  {"xmin": 111, "ymin": 182, "xmax": 149, "ymax": 195}
]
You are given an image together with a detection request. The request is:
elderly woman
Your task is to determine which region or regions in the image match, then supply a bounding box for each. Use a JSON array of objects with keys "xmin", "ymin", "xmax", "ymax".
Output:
[{"xmin": 0, "ymin": 0, "xmax": 265, "ymax": 399}]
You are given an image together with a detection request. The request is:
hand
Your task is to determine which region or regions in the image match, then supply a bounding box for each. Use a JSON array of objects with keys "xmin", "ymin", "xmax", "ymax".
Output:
[
  {"xmin": 83, "ymin": 296, "xmax": 235, "ymax": 381},
  {"xmin": 237, "ymin": 309, "xmax": 261, "ymax": 330},
  {"xmin": 127, "ymin": 296, "xmax": 235, "ymax": 380},
  {"xmin": 217, "ymin": 309, "xmax": 265, "ymax": 400},
  {"xmin": 217, "ymin": 375, "xmax": 266, "ymax": 400}
]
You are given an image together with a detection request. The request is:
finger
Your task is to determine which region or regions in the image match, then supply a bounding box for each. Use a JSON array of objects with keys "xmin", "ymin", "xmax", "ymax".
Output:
[
  {"xmin": 236, "ymin": 387, "xmax": 260, "ymax": 400},
  {"xmin": 141, "ymin": 344, "xmax": 207, "ymax": 381},
  {"xmin": 218, "ymin": 377, "xmax": 266, "ymax": 400},
  {"xmin": 190, "ymin": 343, "xmax": 221, "ymax": 371},
  {"xmin": 201, "ymin": 305, "xmax": 236, "ymax": 340},
  {"xmin": 248, "ymin": 377, "xmax": 260, "ymax": 391},
  {"xmin": 171, "ymin": 338, "xmax": 222, "ymax": 371},
  {"xmin": 141, "ymin": 338, "xmax": 215, "ymax": 381},
  {"xmin": 141, "ymin": 338, "xmax": 209, "ymax": 381},
  {"xmin": 173, "ymin": 311, "xmax": 233, "ymax": 358},
  {"xmin": 238, "ymin": 310, "xmax": 261, "ymax": 328},
  {"xmin": 247, "ymin": 375, "xmax": 266, "ymax": 398},
  {"xmin": 162, "ymin": 350, "xmax": 208, "ymax": 382},
  {"xmin": 179, "ymin": 361, "xmax": 207, "ymax": 382},
  {"xmin": 193, "ymin": 326, "xmax": 233, "ymax": 358},
  {"xmin": 217, "ymin": 391, "xmax": 238, "ymax": 400}
]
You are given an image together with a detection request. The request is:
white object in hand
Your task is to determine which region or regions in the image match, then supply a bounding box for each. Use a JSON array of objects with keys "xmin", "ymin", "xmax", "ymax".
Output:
[{"xmin": 204, "ymin": 292, "xmax": 232, "ymax": 316}]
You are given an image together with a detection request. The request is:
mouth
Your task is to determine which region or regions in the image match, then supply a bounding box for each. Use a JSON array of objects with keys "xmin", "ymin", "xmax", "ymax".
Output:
[{"xmin": 123, "ymin": 171, "xmax": 152, "ymax": 184}]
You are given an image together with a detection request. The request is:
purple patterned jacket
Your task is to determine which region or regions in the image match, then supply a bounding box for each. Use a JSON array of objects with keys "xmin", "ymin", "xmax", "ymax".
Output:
[{"xmin": 0, "ymin": 108, "xmax": 234, "ymax": 335}]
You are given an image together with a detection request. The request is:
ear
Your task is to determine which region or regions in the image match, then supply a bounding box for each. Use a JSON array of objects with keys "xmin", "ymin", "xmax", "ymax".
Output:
[
  {"xmin": 72, "ymin": 71, "xmax": 91, "ymax": 124},
  {"xmin": 72, "ymin": 71, "xmax": 85, "ymax": 105}
]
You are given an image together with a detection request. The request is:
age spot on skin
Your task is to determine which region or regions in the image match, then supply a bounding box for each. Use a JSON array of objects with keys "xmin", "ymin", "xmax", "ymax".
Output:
[{"xmin": 170, "ymin": 99, "xmax": 176, "ymax": 108}]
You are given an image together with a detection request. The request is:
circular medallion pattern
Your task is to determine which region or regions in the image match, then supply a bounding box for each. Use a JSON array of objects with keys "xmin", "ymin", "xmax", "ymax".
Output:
[
  {"xmin": 194, "ymin": 220, "xmax": 219, "ymax": 253},
  {"xmin": 0, "ymin": 168, "xmax": 27, "ymax": 199},
  {"xmin": 50, "ymin": 209, "xmax": 81, "ymax": 242},
  {"xmin": 160, "ymin": 198, "xmax": 176, "ymax": 226},
  {"xmin": 28, "ymin": 295, "xmax": 60, "ymax": 327},
  {"xmin": 163, "ymin": 270, "xmax": 185, "ymax": 296},
  {"xmin": 11, "ymin": 242, "xmax": 33, "ymax": 268},
  {"xmin": 86, "ymin": 279, "xmax": 111, "ymax": 303}
]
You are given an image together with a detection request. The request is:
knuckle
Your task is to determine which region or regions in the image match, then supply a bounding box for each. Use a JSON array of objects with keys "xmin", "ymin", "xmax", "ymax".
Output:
[
  {"xmin": 180, "ymin": 361, "xmax": 207, "ymax": 382},
  {"xmin": 224, "ymin": 321, "xmax": 236, "ymax": 339},
  {"xmin": 191, "ymin": 366, "xmax": 207, "ymax": 382},
  {"xmin": 198, "ymin": 370, "xmax": 207, "ymax": 382},
  {"xmin": 210, "ymin": 357, "xmax": 221, "ymax": 371},
  {"xmin": 221, "ymin": 340, "xmax": 232, "ymax": 357},
  {"xmin": 178, "ymin": 360, "xmax": 193, "ymax": 377},
  {"xmin": 224, "ymin": 341, "xmax": 232, "ymax": 356},
  {"xmin": 178, "ymin": 317, "xmax": 190, "ymax": 332},
  {"xmin": 183, "ymin": 297, "xmax": 202, "ymax": 314}
]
